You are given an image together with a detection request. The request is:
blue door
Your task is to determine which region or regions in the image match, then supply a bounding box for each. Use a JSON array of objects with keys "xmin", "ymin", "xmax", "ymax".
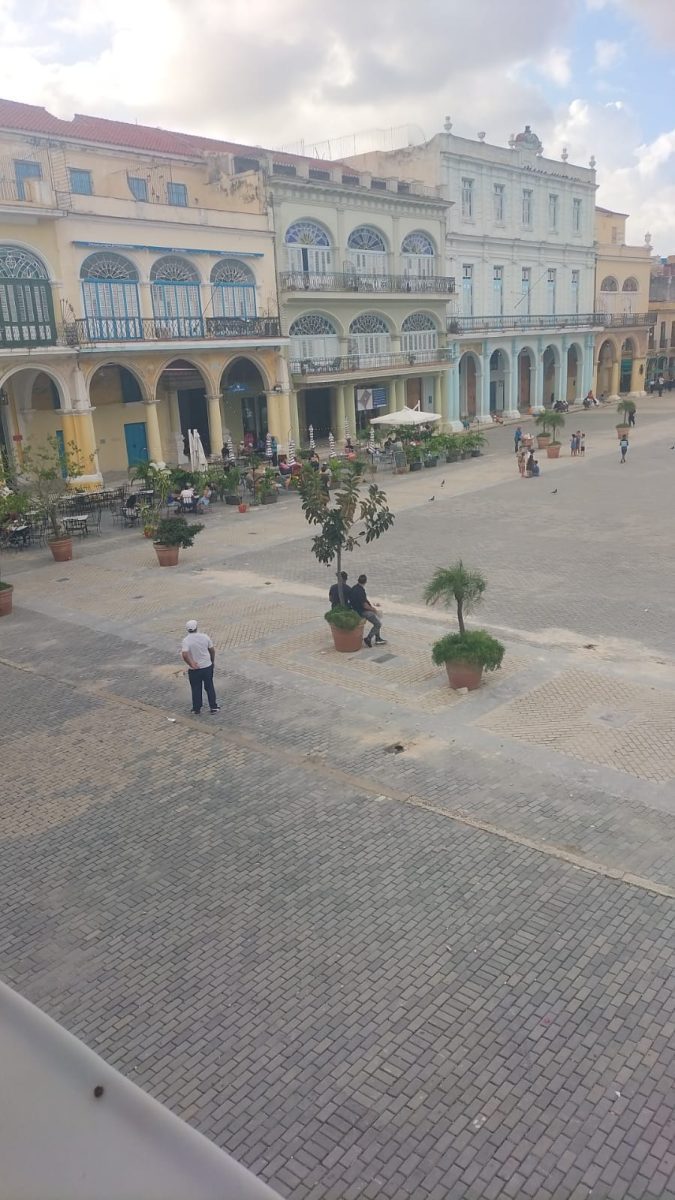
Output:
[
  {"xmin": 54, "ymin": 429, "xmax": 67, "ymax": 478},
  {"xmin": 124, "ymin": 421, "xmax": 148, "ymax": 467}
]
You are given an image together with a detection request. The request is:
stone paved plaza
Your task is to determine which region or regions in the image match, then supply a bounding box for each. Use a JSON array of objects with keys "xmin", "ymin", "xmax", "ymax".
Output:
[{"xmin": 2, "ymin": 400, "xmax": 675, "ymax": 1199}]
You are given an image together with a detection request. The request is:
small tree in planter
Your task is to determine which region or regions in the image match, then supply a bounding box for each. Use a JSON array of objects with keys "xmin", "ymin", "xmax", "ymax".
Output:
[
  {"xmin": 132, "ymin": 462, "xmax": 172, "ymax": 535},
  {"xmin": 0, "ymin": 491, "xmax": 29, "ymax": 615},
  {"xmin": 20, "ymin": 435, "xmax": 88, "ymax": 562},
  {"xmin": 461, "ymin": 430, "xmax": 487, "ymax": 457},
  {"xmin": 298, "ymin": 463, "xmax": 394, "ymax": 652},
  {"xmin": 541, "ymin": 410, "xmax": 565, "ymax": 457},
  {"xmin": 616, "ymin": 398, "xmax": 635, "ymax": 437},
  {"xmin": 153, "ymin": 515, "xmax": 204, "ymax": 567},
  {"xmin": 424, "ymin": 561, "xmax": 504, "ymax": 690},
  {"xmin": 534, "ymin": 410, "xmax": 554, "ymax": 448},
  {"xmin": 257, "ymin": 469, "xmax": 279, "ymax": 504}
]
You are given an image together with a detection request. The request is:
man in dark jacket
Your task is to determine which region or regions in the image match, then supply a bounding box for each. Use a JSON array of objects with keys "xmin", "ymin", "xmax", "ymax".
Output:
[
  {"xmin": 329, "ymin": 572, "xmax": 350, "ymax": 608},
  {"xmin": 349, "ymin": 574, "xmax": 386, "ymax": 647}
]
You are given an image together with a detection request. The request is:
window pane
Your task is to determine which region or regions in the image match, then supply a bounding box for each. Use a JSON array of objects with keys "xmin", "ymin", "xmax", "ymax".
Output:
[
  {"xmin": 128, "ymin": 176, "xmax": 148, "ymax": 202},
  {"xmin": 167, "ymin": 182, "xmax": 188, "ymax": 207},
  {"xmin": 69, "ymin": 169, "xmax": 92, "ymax": 195}
]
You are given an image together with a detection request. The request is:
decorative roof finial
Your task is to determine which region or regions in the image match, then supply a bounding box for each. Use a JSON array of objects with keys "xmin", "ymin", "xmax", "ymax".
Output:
[
  {"xmin": 589, "ymin": 154, "xmax": 596, "ymax": 169},
  {"xmin": 508, "ymin": 133, "xmax": 516, "ymax": 149},
  {"xmin": 514, "ymin": 125, "xmax": 543, "ymax": 154},
  {"xmin": 645, "ymin": 231, "xmax": 652, "ymax": 246},
  {"xmin": 444, "ymin": 115, "xmax": 452, "ymax": 132},
  {"xmin": 561, "ymin": 146, "xmax": 568, "ymax": 162},
  {"xmin": 477, "ymin": 131, "xmax": 486, "ymax": 142}
]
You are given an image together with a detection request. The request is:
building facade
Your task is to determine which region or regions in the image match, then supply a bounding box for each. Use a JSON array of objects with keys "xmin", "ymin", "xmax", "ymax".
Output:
[
  {"xmin": 0, "ymin": 99, "xmax": 288, "ymax": 483},
  {"xmin": 647, "ymin": 257, "xmax": 675, "ymax": 384},
  {"xmin": 347, "ymin": 122, "xmax": 617, "ymax": 417},
  {"xmin": 593, "ymin": 207, "xmax": 653, "ymax": 397}
]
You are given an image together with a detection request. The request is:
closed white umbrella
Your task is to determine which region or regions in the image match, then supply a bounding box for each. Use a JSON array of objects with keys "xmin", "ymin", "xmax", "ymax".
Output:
[
  {"xmin": 287, "ymin": 438, "xmax": 296, "ymax": 466},
  {"xmin": 192, "ymin": 429, "xmax": 208, "ymax": 471},
  {"xmin": 369, "ymin": 407, "xmax": 441, "ymax": 427},
  {"xmin": 344, "ymin": 420, "xmax": 351, "ymax": 448},
  {"xmin": 188, "ymin": 429, "xmax": 197, "ymax": 471},
  {"xmin": 265, "ymin": 432, "xmax": 273, "ymax": 459},
  {"xmin": 368, "ymin": 426, "xmax": 376, "ymax": 453},
  {"xmin": 308, "ymin": 424, "xmax": 315, "ymax": 450},
  {"xmin": 328, "ymin": 432, "xmax": 336, "ymax": 456}
]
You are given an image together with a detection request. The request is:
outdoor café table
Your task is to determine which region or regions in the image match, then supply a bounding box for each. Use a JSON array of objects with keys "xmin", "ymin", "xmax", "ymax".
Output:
[
  {"xmin": 6, "ymin": 523, "xmax": 29, "ymax": 547},
  {"xmin": 62, "ymin": 513, "xmax": 89, "ymax": 536}
]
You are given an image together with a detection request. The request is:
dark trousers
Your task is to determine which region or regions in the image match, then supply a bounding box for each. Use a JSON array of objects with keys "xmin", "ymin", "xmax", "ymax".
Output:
[{"xmin": 188, "ymin": 664, "xmax": 217, "ymax": 712}]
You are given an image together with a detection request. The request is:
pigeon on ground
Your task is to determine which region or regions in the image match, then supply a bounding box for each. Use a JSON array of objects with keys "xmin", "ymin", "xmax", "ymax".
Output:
[
  {"xmin": 441, "ymin": 479, "xmax": 446, "ymax": 487},
  {"xmin": 428, "ymin": 495, "xmax": 435, "ymax": 502},
  {"xmin": 551, "ymin": 488, "xmax": 558, "ymax": 494},
  {"xmin": 670, "ymin": 445, "xmax": 675, "ymax": 450}
]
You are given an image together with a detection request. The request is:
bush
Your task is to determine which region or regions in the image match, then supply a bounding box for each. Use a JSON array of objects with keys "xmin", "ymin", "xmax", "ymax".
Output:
[
  {"xmin": 431, "ymin": 630, "xmax": 505, "ymax": 671},
  {"xmin": 324, "ymin": 606, "xmax": 363, "ymax": 630},
  {"xmin": 154, "ymin": 516, "xmax": 204, "ymax": 548},
  {"xmin": 170, "ymin": 468, "xmax": 196, "ymax": 490}
]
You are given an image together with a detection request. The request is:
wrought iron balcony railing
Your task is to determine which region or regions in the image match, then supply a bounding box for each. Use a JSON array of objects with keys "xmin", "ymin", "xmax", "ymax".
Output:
[
  {"xmin": 603, "ymin": 312, "xmax": 656, "ymax": 327},
  {"xmin": 72, "ymin": 315, "xmax": 282, "ymax": 343},
  {"xmin": 290, "ymin": 347, "xmax": 454, "ymax": 377},
  {"xmin": 281, "ymin": 271, "xmax": 456, "ymax": 295},
  {"xmin": 448, "ymin": 311, "xmax": 656, "ymax": 335}
]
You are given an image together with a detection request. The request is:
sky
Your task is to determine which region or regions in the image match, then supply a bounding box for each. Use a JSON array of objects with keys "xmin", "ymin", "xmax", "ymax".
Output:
[{"xmin": 1, "ymin": 0, "xmax": 674, "ymax": 252}]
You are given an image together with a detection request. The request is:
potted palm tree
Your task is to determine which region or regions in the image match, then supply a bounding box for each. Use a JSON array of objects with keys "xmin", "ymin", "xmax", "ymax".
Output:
[
  {"xmin": 543, "ymin": 410, "xmax": 565, "ymax": 457},
  {"xmin": 21, "ymin": 435, "xmax": 89, "ymax": 562},
  {"xmin": 462, "ymin": 431, "xmax": 487, "ymax": 458},
  {"xmin": 616, "ymin": 398, "xmax": 635, "ymax": 438},
  {"xmin": 534, "ymin": 411, "xmax": 553, "ymax": 449},
  {"xmin": 406, "ymin": 445, "xmax": 423, "ymax": 472},
  {"xmin": 424, "ymin": 561, "xmax": 505, "ymax": 690},
  {"xmin": 298, "ymin": 462, "xmax": 394, "ymax": 653},
  {"xmin": 152, "ymin": 515, "xmax": 204, "ymax": 566}
]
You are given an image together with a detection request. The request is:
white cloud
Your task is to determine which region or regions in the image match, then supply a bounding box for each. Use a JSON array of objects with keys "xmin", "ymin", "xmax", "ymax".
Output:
[
  {"xmin": 538, "ymin": 48, "xmax": 572, "ymax": 87},
  {"xmin": 594, "ymin": 38, "xmax": 625, "ymax": 69}
]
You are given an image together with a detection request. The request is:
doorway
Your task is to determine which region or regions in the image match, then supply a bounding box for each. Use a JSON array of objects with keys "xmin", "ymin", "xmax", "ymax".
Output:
[
  {"xmin": 178, "ymin": 389, "xmax": 209, "ymax": 456},
  {"xmin": 304, "ymin": 388, "xmax": 332, "ymax": 438},
  {"xmin": 406, "ymin": 379, "xmax": 422, "ymax": 409},
  {"xmin": 124, "ymin": 421, "xmax": 148, "ymax": 467}
]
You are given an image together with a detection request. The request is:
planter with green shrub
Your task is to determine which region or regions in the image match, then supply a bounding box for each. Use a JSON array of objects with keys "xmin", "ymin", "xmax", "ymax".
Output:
[
  {"xmin": 616, "ymin": 398, "xmax": 635, "ymax": 437},
  {"xmin": 153, "ymin": 515, "xmax": 204, "ymax": 566},
  {"xmin": 424, "ymin": 560, "xmax": 505, "ymax": 690}
]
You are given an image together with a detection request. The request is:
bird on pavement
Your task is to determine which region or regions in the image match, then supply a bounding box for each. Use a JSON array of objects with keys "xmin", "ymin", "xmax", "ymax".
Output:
[
  {"xmin": 670, "ymin": 445, "xmax": 675, "ymax": 450},
  {"xmin": 551, "ymin": 488, "xmax": 558, "ymax": 494},
  {"xmin": 440, "ymin": 479, "xmax": 446, "ymax": 487},
  {"xmin": 428, "ymin": 495, "xmax": 435, "ymax": 502}
]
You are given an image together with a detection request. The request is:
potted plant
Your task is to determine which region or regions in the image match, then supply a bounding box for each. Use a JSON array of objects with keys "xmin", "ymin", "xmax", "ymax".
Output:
[
  {"xmin": 21, "ymin": 435, "xmax": 89, "ymax": 562},
  {"xmin": 424, "ymin": 561, "xmax": 505, "ymax": 690},
  {"xmin": 0, "ymin": 492, "xmax": 24, "ymax": 615},
  {"xmin": 406, "ymin": 445, "xmax": 423, "ymax": 472},
  {"xmin": 423, "ymin": 436, "xmax": 442, "ymax": 468},
  {"xmin": 223, "ymin": 466, "xmax": 241, "ymax": 504},
  {"xmin": 152, "ymin": 515, "xmax": 204, "ymax": 566},
  {"xmin": 258, "ymin": 469, "xmax": 278, "ymax": 505},
  {"xmin": 616, "ymin": 398, "xmax": 635, "ymax": 438},
  {"xmin": 298, "ymin": 464, "xmax": 394, "ymax": 653},
  {"xmin": 543, "ymin": 410, "xmax": 565, "ymax": 457},
  {"xmin": 462, "ymin": 431, "xmax": 487, "ymax": 458},
  {"xmin": 534, "ymin": 411, "xmax": 553, "ymax": 449}
]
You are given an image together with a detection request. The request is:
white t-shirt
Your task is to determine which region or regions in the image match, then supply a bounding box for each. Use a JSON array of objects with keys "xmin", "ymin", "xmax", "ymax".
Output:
[{"xmin": 181, "ymin": 631, "xmax": 214, "ymax": 669}]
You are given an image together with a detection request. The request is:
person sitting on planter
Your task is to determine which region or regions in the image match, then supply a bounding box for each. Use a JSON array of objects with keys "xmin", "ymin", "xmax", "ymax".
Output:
[
  {"xmin": 329, "ymin": 571, "xmax": 351, "ymax": 608},
  {"xmin": 350, "ymin": 574, "xmax": 386, "ymax": 648}
]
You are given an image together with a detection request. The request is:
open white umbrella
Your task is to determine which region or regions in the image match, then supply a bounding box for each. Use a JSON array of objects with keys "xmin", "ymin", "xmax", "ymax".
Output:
[{"xmin": 369, "ymin": 407, "xmax": 442, "ymax": 427}]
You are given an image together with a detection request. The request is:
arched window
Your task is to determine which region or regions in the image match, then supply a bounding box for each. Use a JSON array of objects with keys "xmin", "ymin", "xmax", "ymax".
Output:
[
  {"xmin": 80, "ymin": 252, "xmax": 141, "ymax": 341},
  {"xmin": 347, "ymin": 226, "xmax": 388, "ymax": 276},
  {"xmin": 284, "ymin": 220, "xmax": 332, "ymax": 274},
  {"xmin": 349, "ymin": 313, "xmax": 391, "ymax": 360},
  {"xmin": 600, "ymin": 276, "xmax": 618, "ymax": 291},
  {"xmin": 401, "ymin": 311, "xmax": 438, "ymax": 355},
  {"xmin": 150, "ymin": 255, "xmax": 202, "ymax": 336},
  {"xmin": 0, "ymin": 245, "xmax": 55, "ymax": 346},
  {"xmin": 401, "ymin": 231, "xmax": 436, "ymax": 278},
  {"xmin": 289, "ymin": 313, "xmax": 340, "ymax": 363},
  {"xmin": 210, "ymin": 259, "xmax": 256, "ymax": 319},
  {"xmin": 622, "ymin": 277, "xmax": 638, "ymax": 291}
]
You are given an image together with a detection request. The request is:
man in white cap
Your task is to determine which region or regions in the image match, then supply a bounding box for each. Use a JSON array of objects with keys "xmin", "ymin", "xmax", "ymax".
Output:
[{"xmin": 180, "ymin": 620, "xmax": 219, "ymax": 714}]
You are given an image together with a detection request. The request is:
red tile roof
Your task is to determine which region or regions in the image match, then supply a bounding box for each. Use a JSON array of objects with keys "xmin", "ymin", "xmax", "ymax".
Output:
[{"xmin": 0, "ymin": 97, "xmax": 339, "ymax": 167}]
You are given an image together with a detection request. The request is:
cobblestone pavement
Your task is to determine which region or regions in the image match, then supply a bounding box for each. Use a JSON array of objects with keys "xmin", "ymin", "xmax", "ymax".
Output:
[{"xmin": 2, "ymin": 399, "xmax": 675, "ymax": 1199}]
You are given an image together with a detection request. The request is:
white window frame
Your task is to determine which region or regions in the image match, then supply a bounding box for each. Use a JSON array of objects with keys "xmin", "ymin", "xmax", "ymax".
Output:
[
  {"xmin": 548, "ymin": 193, "xmax": 559, "ymax": 232},
  {"xmin": 521, "ymin": 267, "xmax": 531, "ymax": 316},
  {"xmin": 493, "ymin": 183, "xmax": 505, "ymax": 224},
  {"xmin": 493, "ymin": 266, "xmax": 504, "ymax": 316},
  {"xmin": 461, "ymin": 177, "xmax": 474, "ymax": 220},
  {"xmin": 572, "ymin": 198, "xmax": 582, "ymax": 235},
  {"xmin": 522, "ymin": 189, "xmax": 533, "ymax": 228}
]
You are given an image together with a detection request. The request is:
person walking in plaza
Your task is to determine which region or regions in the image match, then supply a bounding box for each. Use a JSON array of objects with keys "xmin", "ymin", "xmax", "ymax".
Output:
[
  {"xmin": 628, "ymin": 407, "xmax": 636, "ymax": 427},
  {"xmin": 181, "ymin": 619, "xmax": 220, "ymax": 714},
  {"xmin": 514, "ymin": 425, "xmax": 523, "ymax": 454},
  {"xmin": 658, "ymin": 374, "xmax": 665, "ymax": 397},
  {"xmin": 619, "ymin": 434, "xmax": 629, "ymax": 464},
  {"xmin": 349, "ymin": 574, "xmax": 386, "ymax": 647},
  {"xmin": 580, "ymin": 432, "xmax": 586, "ymax": 457}
]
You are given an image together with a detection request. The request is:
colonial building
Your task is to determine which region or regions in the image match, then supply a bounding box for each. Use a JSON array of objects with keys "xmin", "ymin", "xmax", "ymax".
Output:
[
  {"xmin": 593, "ymin": 207, "xmax": 653, "ymax": 397},
  {"xmin": 219, "ymin": 151, "xmax": 457, "ymax": 439},
  {"xmin": 347, "ymin": 122, "xmax": 617, "ymax": 417},
  {"xmin": 0, "ymin": 99, "xmax": 288, "ymax": 482},
  {"xmin": 647, "ymin": 257, "xmax": 675, "ymax": 384}
]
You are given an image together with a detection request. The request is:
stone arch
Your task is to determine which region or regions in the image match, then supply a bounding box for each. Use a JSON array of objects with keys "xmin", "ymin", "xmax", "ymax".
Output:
[
  {"xmin": 155, "ymin": 358, "xmax": 213, "ymax": 458},
  {"xmin": 220, "ymin": 357, "xmax": 269, "ymax": 447},
  {"xmin": 81, "ymin": 358, "xmax": 149, "ymax": 401},
  {"xmin": 566, "ymin": 341, "xmax": 583, "ymax": 403},
  {"xmin": 517, "ymin": 346, "xmax": 536, "ymax": 411},
  {"xmin": 349, "ymin": 312, "xmax": 393, "ymax": 359},
  {"xmin": 401, "ymin": 230, "xmax": 437, "ymax": 278},
  {"xmin": 349, "ymin": 311, "xmax": 394, "ymax": 335},
  {"xmin": 221, "ymin": 354, "xmax": 272, "ymax": 393},
  {"xmin": 401, "ymin": 311, "xmax": 439, "ymax": 356},
  {"xmin": 80, "ymin": 251, "xmax": 141, "ymax": 338},
  {"xmin": 489, "ymin": 347, "xmax": 511, "ymax": 414},
  {"xmin": 289, "ymin": 311, "xmax": 344, "ymax": 338},
  {"xmin": 289, "ymin": 313, "xmax": 341, "ymax": 364},
  {"xmin": 619, "ymin": 337, "xmax": 635, "ymax": 394},
  {"xmin": 347, "ymin": 225, "xmax": 388, "ymax": 253},
  {"xmin": 88, "ymin": 362, "xmax": 148, "ymax": 407},
  {"xmin": 622, "ymin": 277, "xmax": 638, "ymax": 292},
  {"xmin": 542, "ymin": 343, "xmax": 560, "ymax": 408},
  {"xmin": 600, "ymin": 276, "xmax": 618, "ymax": 292},
  {"xmin": 458, "ymin": 350, "xmax": 482, "ymax": 420},
  {"xmin": 284, "ymin": 219, "xmax": 333, "ymax": 273},
  {"xmin": 150, "ymin": 254, "xmax": 202, "ymax": 283},
  {"xmin": 0, "ymin": 362, "xmax": 68, "ymax": 409},
  {"xmin": 150, "ymin": 356, "xmax": 217, "ymax": 398},
  {"xmin": 596, "ymin": 337, "xmax": 617, "ymax": 396}
]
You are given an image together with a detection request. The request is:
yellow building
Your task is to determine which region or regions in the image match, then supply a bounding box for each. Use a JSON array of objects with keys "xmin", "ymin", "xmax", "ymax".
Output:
[
  {"xmin": 0, "ymin": 98, "xmax": 288, "ymax": 483},
  {"xmin": 593, "ymin": 207, "xmax": 654, "ymax": 398},
  {"xmin": 647, "ymin": 258, "xmax": 675, "ymax": 385}
]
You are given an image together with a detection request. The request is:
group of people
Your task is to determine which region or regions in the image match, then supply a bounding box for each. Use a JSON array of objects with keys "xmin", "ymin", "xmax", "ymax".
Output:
[
  {"xmin": 328, "ymin": 571, "xmax": 386, "ymax": 648},
  {"xmin": 570, "ymin": 431, "xmax": 586, "ymax": 456},
  {"xmin": 171, "ymin": 483, "xmax": 212, "ymax": 513},
  {"xmin": 516, "ymin": 446, "xmax": 541, "ymax": 478}
]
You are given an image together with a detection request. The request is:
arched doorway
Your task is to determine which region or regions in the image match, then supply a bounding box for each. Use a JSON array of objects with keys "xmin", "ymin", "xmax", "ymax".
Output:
[
  {"xmin": 542, "ymin": 345, "xmax": 559, "ymax": 407},
  {"xmin": 458, "ymin": 352, "xmax": 480, "ymax": 419},
  {"xmin": 517, "ymin": 348, "xmax": 535, "ymax": 410},
  {"xmin": 0, "ymin": 366, "xmax": 66, "ymax": 476},
  {"xmin": 89, "ymin": 364, "xmax": 146, "ymax": 472},
  {"xmin": 567, "ymin": 344, "xmax": 581, "ymax": 403},
  {"xmin": 620, "ymin": 338, "xmax": 634, "ymax": 393},
  {"xmin": 157, "ymin": 359, "xmax": 209, "ymax": 457},
  {"xmin": 597, "ymin": 339, "xmax": 615, "ymax": 397},
  {"xmin": 489, "ymin": 349, "xmax": 509, "ymax": 414},
  {"xmin": 221, "ymin": 358, "xmax": 268, "ymax": 449}
]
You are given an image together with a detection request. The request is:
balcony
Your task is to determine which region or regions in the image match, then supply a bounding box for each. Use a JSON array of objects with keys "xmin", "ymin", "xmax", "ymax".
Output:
[
  {"xmin": 448, "ymin": 312, "xmax": 656, "ymax": 336},
  {"xmin": 290, "ymin": 347, "xmax": 454, "ymax": 379},
  {"xmin": 280, "ymin": 271, "xmax": 455, "ymax": 295},
  {"xmin": 72, "ymin": 315, "xmax": 282, "ymax": 344},
  {"xmin": 603, "ymin": 312, "xmax": 656, "ymax": 328}
]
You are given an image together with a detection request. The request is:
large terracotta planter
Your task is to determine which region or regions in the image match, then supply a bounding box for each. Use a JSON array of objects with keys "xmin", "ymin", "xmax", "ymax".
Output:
[
  {"xmin": 0, "ymin": 584, "xmax": 13, "ymax": 617},
  {"xmin": 616, "ymin": 425, "xmax": 629, "ymax": 439},
  {"xmin": 536, "ymin": 434, "xmax": 551, "ymax": 449},
  {"xmin": 329, "ymin": 620, "xmax": 365, "ymax": 653},
  {"xmin": 546, "ymin": 443, "xmax": 561, "ymax": 458},
  {"xmin": 154, "ymin": 543, "xmax": 180, "ymax": 567},
  {"xmin": 48, "ymin": 537, "xmax": 73, "ymax": 563},
  {"xmin": 445, "ymin": 661, "xmax": 483, "ymax": 691}
]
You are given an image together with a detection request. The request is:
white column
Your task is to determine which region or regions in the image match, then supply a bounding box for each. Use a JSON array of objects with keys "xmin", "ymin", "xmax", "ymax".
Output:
[
  {"xmin": 394, "ymin": 378, "xmax": 406, "ymax": 409},
  {"xmin": 206, "ymin": 394, "xmax": 223, "ymax": 458},
  {"xmin": 503, "ymin": 342, "xmax": 519, "ymax": 419},
  {"xmin": 144, "ymin": 399, "xmax": 164, "ymax": 466},
  {"xmin": 433, "ymin": 373, "xmax": 442, "ymax": 416},
  {"xmin": 558, "ymin": 339, "xmax": 568, "ymax": 407},
  {"xmin": 476, "ymin": 345, "xmax": 492, "ymax": 424},
  {"xmin": 531, "ymin": 343, "xmax": 544, "ymax": 412},
  {"xmin": 335, "ymin": 385, "xmax": 347, "ymax": 441},
  {"xmin": 442, "ymin": 368, "xmax": 462, "ymax": 431}
]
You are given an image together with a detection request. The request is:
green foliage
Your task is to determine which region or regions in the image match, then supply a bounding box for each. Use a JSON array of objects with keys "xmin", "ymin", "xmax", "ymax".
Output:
[
  {"xmin": 431, "ymin": 630, "xmax": 505, "ymax": 671},
  {"xmin": 538, "ymin": 409, "xmax": 565, "ymax": 443},
  {"xmin": 298, "ymin": 464, "xmax": 394, "ymax": 607},
  {"xmin": 170, "ymin": 468, "xmax": 196, "ymax": 490},
  {"xmin": 20, "ymin": 435, "xmax": 88, "ymax": 539},
  {"xmin": 405, "ymin": 444, "xmax": 422, "ymax": 464},
  {"xmin": 0, "ymin": 491, "xmax": 30, "ymax": 585},
  {"xmin": 424, "ymin": 561, "xmax": 487, "ymax": 636},
  {"xmin": 460, "ymin": 430, "xmax": 487, "ymax": 452},
  {"xmin": 324, "ymin": 606, "xmax": 362, "ymax": 630},
  {"xmin": 154, "ymin": 516, "xmax": 204, "ymax": 548},
  {"xmin": 617, "ymin": 398, "xmax": 636, "ymax": 418},
  {"xmin": 534, "ymin": 411, "xmax": 553, "ymax": 435},
  {"xmin": 256, "ymin": 468, "xmax": 278, "ymax": 498}
]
